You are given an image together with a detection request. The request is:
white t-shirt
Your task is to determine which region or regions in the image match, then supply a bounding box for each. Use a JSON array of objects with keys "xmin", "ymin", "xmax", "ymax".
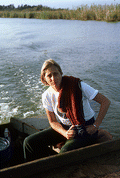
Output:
[{"xmin": 42, "ymin": 81, "xmax": 98, "ymax": 126}]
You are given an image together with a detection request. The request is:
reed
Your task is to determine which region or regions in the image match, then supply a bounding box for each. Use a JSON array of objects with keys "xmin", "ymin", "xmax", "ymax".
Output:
[{"xmin": 0, "ymin": 4, "xmax": 119, "ymax": 22}]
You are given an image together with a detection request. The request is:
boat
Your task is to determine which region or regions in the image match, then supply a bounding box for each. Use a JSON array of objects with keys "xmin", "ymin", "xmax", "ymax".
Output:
[{"xmin": 0, "ymin": 117, "xmax": 120, "ymax": 178}]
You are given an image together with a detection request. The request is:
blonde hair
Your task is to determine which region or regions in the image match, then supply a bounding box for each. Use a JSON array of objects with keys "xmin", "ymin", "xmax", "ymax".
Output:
[{"xmin": 41, "ymin": 59, "xmax": 63, "ymax": 85}]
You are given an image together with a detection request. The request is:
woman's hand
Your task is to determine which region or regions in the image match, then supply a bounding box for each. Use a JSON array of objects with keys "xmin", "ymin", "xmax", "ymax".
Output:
[
  {"xmin": 86, "ymin": 125, "xmax": 98, "ymax": 135},
  {"xmin": 66, "ymin": 125, "xmax": 76, "ymax": 139}
]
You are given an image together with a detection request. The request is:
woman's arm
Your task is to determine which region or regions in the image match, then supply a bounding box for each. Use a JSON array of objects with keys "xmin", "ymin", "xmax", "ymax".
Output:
[
  {"xmin": 45, "ymin": 108, "xmax": 75, "ymax": 139},
  {"xmin": 86, "ymin": 93, "xmax": 111, "ymax": 134},
  {"xmin": 93, "ymin": 93, "xmax": 111, "ymax": 127}
]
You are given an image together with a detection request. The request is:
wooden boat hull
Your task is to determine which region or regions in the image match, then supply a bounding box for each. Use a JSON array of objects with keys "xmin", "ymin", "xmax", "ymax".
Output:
[{"xmin": 0, "ymin": 117, "xmax": 120, "ymax": 178}]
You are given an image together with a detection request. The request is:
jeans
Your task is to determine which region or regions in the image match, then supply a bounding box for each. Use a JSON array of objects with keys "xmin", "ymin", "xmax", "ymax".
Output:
[{"xmin": 23, "ymin": 117, "xmax": 98, "ymax": 161}]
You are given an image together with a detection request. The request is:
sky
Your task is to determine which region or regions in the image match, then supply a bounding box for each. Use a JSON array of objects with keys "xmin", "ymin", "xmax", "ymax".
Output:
[{"xmin": 0, "ymin": 0, "xmax": 119, "ymax": 9}]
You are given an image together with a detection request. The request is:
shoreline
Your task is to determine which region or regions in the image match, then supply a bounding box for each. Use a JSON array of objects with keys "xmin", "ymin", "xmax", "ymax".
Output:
[{"xmin": 0, "ymin": 4, "xmax": 120, "ymax": 22}]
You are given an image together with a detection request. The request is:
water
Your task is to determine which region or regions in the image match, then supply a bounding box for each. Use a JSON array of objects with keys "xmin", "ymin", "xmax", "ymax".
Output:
[{"xmin": 0, "ymin": 18, "xmax": 120, "ymax": 138}]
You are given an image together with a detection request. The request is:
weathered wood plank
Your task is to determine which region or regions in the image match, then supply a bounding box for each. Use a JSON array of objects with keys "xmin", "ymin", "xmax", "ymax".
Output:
[
  {"xmin": 21, "ymin": 116, "xmax": 49, "ymax": 130},
  {"xmin": 10, "ymin": 117, "xmax": 50, "ymax": 135}
]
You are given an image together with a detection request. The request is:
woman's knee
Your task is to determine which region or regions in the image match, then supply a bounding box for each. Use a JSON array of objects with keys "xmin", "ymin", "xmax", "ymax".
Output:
[
  {"xmin": 97, "ymin": 129, "xmax": 113, "ymax": 143},
  {"xmin": 23, "ymin": 137, "xmax": 29, "ymax": 151},
  {"xmin": 23, "ymin": 134, "xmax": 34, "ymax": 149},
  {"xmin": 60, "ymin": 139, "xmax": 82, "ymax": 153}
]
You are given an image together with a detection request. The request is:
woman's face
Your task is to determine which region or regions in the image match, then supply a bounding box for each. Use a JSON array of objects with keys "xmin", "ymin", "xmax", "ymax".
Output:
[{"xmin": 44, "ymin": 65, "xmax": 62, "ymax": 92}]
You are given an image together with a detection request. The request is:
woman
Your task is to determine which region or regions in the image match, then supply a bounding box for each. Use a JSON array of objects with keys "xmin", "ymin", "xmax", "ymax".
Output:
[{"xmin": 23, "ymin": 59, "xmax": 112, "ymax": 161}]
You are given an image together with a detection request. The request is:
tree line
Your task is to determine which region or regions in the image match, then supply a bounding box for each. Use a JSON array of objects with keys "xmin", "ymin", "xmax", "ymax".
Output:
[{"xmin": 0, "ymin": 4, "xmax": 64, "ymax": 11}]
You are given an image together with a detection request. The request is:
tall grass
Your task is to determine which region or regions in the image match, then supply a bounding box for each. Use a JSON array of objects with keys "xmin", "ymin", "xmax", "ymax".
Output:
[{"xmin": 0, "ymin": 4, "xmax": 120, "ymax": 22}]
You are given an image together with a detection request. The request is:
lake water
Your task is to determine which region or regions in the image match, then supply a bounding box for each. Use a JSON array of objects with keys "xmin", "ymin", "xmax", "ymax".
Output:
[{"xmin": 0, "ymin": 18, "xmax": 120, "ymax": 138}]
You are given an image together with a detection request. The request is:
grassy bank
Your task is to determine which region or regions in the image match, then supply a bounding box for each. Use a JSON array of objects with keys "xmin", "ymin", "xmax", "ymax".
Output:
[{"xmin": 0, "ymin": 4, "xmax": 120, "ymax": 22}]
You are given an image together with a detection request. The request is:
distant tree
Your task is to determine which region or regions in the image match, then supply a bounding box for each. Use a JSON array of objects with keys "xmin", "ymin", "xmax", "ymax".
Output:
[
  {"xmin": 0, "ymin": 4, "xmax": 15, "ymax": 11},
  {"xmin": 24, "ymin": 4, "xmax": 28, "ymax": 9},
  {"xmin": 8, "ymin": 4, "xmax": 15, "ymax": 10},
  {"xmin": 36, "ymin": 5, "xmax": 43, "ymax": 10},
  {"xmin": 0, "ymin": 5, "xmax": 3, "ymax": 10}
]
